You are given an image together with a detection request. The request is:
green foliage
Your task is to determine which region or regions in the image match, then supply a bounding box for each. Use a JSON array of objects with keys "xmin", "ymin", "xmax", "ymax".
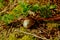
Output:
[
  {"xmin": 39, "ymin": 5, "xmax": 52, "ymax": 18},
  {"xmin": 49, "ymin": 5, "xmax": 56, "ymax": 9},
  {"xmin": 18, "ymin": 2, "xmax": 31, "ymax": 16},
  {"xmin": 14, "ymin": 2, "xmax": 56, "ymax": 18},
  {"xmin": 0, "ymin": 1, "xmax": 57, "ymax": 24},
  {"xmin": 12, "ymin": 2, "xmax": 30, "ymax": 17},
  {"xmin": 31, "ymin": 4, "xmax": 39, "ymax": 12},
  {"xmin": 1, "ymin": 14, "xmax": 15, "ymax": 24},
  {"xmin": 19, "ymin": 2, "xmax": 30, "ymax": 12},
  {"xmin": 12, "ymin": 5, "xmax": 22, "ymax": 18},
  {"xmin": 19, "ymin": 2, "xmax": 56, "ymax": 18},
  {"xmin": 39, "ymin": 3, "xmax": 56, "ymax": 18}
]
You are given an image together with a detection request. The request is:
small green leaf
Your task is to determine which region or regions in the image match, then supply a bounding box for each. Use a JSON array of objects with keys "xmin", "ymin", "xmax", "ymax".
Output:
[{"xmin": 49, "ymin": 5, "xmax": 56, "ymax": 9}]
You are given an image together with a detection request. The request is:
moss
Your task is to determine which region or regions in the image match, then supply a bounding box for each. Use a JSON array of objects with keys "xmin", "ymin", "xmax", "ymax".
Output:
[
  {"xmin": 21, "ymin": 35, "xmax": 36, "ymax": 40},
  {"xmin": 9, "ymin": 33, "xmax": 17, "ymax": 40}
]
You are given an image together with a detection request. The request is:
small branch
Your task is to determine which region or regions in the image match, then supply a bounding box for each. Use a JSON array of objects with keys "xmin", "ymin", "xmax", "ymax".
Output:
[
  {"xmin": 9, "ymin": 0, "xmax": 18, "ymax": 11},
  {"xmin": 0, "ymin": 4, "xmax": 10, "ymax": 14},
  {"xmin": 0, "ymin": 0, "xmax": 18, "ymax": 14},
  {"xmin": 19, "ymin": 30, "xmax": 47, "ymax": 40},
  {"xmin": 0, "ymin": 7, "xmax": 7, "ymax": 13}
]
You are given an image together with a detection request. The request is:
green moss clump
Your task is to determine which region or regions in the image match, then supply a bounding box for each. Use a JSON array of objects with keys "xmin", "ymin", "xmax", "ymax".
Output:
[
  {"xmin": 9, "ymin": 33, "xmax": 17, "ymax": 40},
  {"xmin": 21, "ymin": 35, "xmax": 36, "ymax": 40}
]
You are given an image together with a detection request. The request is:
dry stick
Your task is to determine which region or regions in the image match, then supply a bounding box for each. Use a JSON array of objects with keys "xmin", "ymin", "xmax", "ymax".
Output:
[
  {"xmin": 0, "ymin": 1, "xmax": 12, "ymax": 14},
  {"xmin": 6, "ymin": 0, "xmax": 18, "ymax": 13},
  {"xmin": 0, "ymin": 0, "xmax": 18, "ymax": 14},
  {"xmin": 19, "ymin": 30, "xmax": 47, "ymax": 40},
  {"xmin": 0, "ymin": 4, "xmax": 10, "ymax": 14},
  {"xmin": 9, "ymin": 0, "xmax": 18, "ymax": 11},
  {"xmin": 0, "ymin": 7, "xmax": 7, "ymax": 13}
]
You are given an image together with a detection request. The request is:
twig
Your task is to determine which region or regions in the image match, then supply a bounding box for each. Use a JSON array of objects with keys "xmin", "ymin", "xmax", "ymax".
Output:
[
  {"xmin": 6, "ymin": 0, "xmax": 18, "ymax": 13},
  {"xmin": 0, "ymin": 7, "xmax": 7, "ymax": 14},
  {"xmin": 9, "ymin": 0, "xmax": 18, "ymax": 11},
  {"xmin": 0, "ymin": 0, "xmax": 18, "ymax": 14},
  {"xmin": 19, "ymin": 30, "xmax": 47, "ymax": 40},
  {"xmin": 0, "ymin": 4, "xmax": 10, "ymax": 14}
]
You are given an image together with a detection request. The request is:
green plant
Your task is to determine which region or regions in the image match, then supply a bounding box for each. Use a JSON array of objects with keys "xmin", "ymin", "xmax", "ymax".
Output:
[
  {"xmin": 19, "ymin": 2, "xmax": 31, "ymax": 16},
  {"xmin": 39, "ymin": 4, "xmax": 56, "ymax": 18},
  {"xmin": 1, "ymin": 14, "xmax": 15, "ymax": 24},
  {"xmin": 49, "ymin": 5, "xmax": 56, "ymax": 9},
  {"xmin": 20, "ymin": 3, "xmax": 30, "ymax": 12},
  {"xmin": 31, "ymin": 4, "xmax": 39, "ymax": 12},
  {"xmin": 0, "ymin": 2, "xmax": 57, "ymax": 24}
]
